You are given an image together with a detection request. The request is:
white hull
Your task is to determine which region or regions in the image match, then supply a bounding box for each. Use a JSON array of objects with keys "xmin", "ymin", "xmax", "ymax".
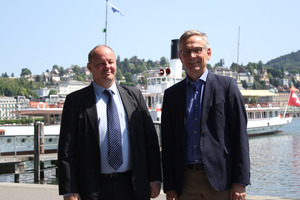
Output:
[
  {"xmin": 0, "ymin": 125, "xmax": 60, "ymax": 154},
  {"xmin": 247, "ymin": 116, "xmax": 293, "ymax": 136}
]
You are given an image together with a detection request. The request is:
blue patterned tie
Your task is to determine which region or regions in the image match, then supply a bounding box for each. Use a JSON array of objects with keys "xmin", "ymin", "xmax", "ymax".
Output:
[{"xmin": 104, "ymin": 89, "xmax": 123, "ymax": 170}]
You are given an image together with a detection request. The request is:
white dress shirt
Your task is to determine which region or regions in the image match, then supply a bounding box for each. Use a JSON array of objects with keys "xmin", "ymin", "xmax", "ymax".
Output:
[{"xmin": 93, "ymin": 81, "xmax": 132, "ymax": 174}]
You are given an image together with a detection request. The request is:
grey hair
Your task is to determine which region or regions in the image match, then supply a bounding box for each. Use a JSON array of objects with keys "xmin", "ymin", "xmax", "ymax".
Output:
[{"xmin": 178, "ymin": 30, "xmax": 210, "ymax": 50}]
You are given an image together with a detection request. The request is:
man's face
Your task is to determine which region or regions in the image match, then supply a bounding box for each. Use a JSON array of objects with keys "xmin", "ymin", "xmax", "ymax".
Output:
[
  {"xmin": 179, "ymin": 35, "xmax": 211, "ymax": 80},
  {"xmin": 87, "ymin": 46, "xmax": 116, "ymax": 87}
]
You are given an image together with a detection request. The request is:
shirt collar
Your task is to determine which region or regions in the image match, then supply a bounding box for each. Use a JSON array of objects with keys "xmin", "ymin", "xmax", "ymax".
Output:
[
  {"xmin": 92, "ymin": 81, "xmax": 118, "ymax": 97},
  {"xmin": 186, "ymin": 69, "xmax": 208, "ymax": 85}
]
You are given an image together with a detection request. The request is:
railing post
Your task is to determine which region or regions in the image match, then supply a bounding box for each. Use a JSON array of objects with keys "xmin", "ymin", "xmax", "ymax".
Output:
[
  {"xmin": 14, "ymin": 137, "xmax": 16, "ymax": 157},
  {"xmin": 34, "ymin": 121, "xmax": 41, "ymax": 183},
  {"xmin": 40, "ymin": 122, "xmax": 45, "ymax": 154}
]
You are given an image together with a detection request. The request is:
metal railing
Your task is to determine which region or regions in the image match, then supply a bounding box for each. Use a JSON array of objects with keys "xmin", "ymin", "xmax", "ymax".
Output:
[{"xmin": 0, "ymin": 135, "xmax": 59, "ymax": 156}]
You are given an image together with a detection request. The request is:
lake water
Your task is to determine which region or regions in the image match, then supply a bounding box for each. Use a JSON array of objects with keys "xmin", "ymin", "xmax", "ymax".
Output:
[
  {"xmin": 0, "ymin": 119, "xmax": 300, "ymax": 198},
  {"xmin": 247, "ymin": 117, "xmax": 300, "ymax": 199}
]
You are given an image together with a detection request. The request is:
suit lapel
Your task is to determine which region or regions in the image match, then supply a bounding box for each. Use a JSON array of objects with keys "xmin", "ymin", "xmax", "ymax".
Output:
[
  {"xmin": 116, "ymin": 84, "xmax": 135, "ymax": 120},
  {"xmin": 84, "ymin": 84, "xmax": 100, "ymax": 146},
  {"xmin": 201, "ymin": 71, "xmax": 215, "ymax": 123}
]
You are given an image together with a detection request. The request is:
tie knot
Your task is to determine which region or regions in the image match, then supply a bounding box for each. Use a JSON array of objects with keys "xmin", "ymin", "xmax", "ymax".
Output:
[{"xmin": 104, "ymin": 89, "xmax": 114, "ymax": 98}]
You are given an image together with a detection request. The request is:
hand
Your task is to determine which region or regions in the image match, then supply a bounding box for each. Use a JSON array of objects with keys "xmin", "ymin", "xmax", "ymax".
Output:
[
  {"xmin": 63, "ymin": 194, "xmax": 81, "ymax": 200},
  {"xmin": 230, "ymin": 184, "xmax": 246, "ymax": 200},
  {"xmin": 149, "ymin": 181, "xmax": 161, "ymax": 198},
  {"xmin": 166, "ymin": 190, "xmax": 178, "ymax": 200}
]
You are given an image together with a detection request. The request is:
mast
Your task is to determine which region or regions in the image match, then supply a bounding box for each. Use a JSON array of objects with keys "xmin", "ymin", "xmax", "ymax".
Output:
[{"xmin": 237, "ymin": 26, "xmax": 240, "ymax": 66}]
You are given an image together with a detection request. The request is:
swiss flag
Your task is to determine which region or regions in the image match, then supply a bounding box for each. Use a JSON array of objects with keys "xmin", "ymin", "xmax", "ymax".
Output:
[{"xmin": 287, "ymin": 90, "xmax": 300, "ymax": 107}]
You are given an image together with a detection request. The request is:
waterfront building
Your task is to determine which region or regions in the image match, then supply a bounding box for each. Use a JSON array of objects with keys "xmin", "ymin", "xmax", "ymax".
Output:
[{"xmin": 0, "ymin": 96, "xmax": 29, "ymax": 120}]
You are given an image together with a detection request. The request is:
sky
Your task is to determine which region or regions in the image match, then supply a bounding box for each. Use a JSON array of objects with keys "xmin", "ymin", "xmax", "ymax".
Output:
[{"xmin": 1, "ymin": 0, "xmax": 300, "ymax": 77}]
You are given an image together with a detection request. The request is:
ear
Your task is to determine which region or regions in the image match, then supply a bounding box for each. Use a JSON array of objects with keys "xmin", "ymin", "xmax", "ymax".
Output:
[
  {"xmin": 87, "ymin": 63, "xmax": 92, "ymax": 72},
  {"xmin": 179, "ymin": 52, "xmax": 183, "ymax": 62},
  {"xmin": 206, "ymin": 48, "xmax": 212, "ymax": 60}
]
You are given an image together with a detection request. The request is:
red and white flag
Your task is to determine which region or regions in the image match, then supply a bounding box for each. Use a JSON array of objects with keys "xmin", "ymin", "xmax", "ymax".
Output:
[{"xmin": 287, "ymin": 90, "xmax": 300, "ymax": 107}]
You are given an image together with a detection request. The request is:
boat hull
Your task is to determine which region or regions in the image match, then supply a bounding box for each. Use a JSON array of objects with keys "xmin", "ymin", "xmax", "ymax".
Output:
[{"xmin": 247, "ymin": 117, "xmax": 293, "ymax": 136}]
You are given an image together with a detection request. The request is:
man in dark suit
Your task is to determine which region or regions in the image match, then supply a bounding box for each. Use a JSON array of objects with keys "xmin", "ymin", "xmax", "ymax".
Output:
[
  {"xmin": 58, "ymin": 45, "xmax": 162, "ymax": 200},
  {"xmin": 161, "ymin": 30, "xmax": 250, "ymax": 200}
]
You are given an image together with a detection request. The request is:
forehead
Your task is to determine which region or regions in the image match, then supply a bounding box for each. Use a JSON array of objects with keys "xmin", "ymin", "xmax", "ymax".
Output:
[
  {"xmin": 91, "ymin": 47, "xmax": 115, "ymax": 61},
  {"xmin": 180, "ymin": 35, "xmax": 204, "ymax": 48}
]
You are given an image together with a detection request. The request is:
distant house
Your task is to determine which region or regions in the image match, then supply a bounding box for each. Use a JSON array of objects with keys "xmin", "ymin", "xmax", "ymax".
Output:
[
  {"xmin": 33, "ymin": 87, "xmax": 52, "ymax": 98},
  {"xmin": 212, "ymin": 67, "xmax": 237, "ymax": 79},
  {"xmin": 238, "ymin": 72, "xmax": 254, "ymax": 87},
  {"xmin": 53, "ymin": 80, "xmax": 90, "ymax": 97}
]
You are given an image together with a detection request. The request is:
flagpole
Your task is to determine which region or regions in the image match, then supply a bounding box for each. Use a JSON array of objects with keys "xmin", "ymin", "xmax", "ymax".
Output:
[
  {"xmin": 105, "ymin": 0, "xmax": 108, "ymax": 45},
  {"xmin": 283, "ymin": 90, "xmax": 292, "ymax": 117},
  {"xmin": 283, "ymin": 104, "xmax": 288, "ymax": 118}
]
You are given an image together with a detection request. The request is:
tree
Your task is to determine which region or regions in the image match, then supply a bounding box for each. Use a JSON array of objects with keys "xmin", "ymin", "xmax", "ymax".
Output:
[
  {"xmin": 58, "ymin": 66, "xmax": 65, "ymax": 76},
  {"xmin": 241, "ymin": 80, "xmax": 248, "ymax": 89},
  {"xmin": 160, "ymin": 57, "xmax": 167, "ymax": 66},
  {"xmin": 124, "ymin": 72, "xmax": 132, "ymax": 83},
  {"xmin": 116, "ymin": 68, "xmax": 123, "ymax": 80},
  {"xmin": 49, "ymin": 90, "xmax": 57, "ymax": 96},
  {"xmin": 35, "ymin": 75, "xmax": 42, "ymax": 82},
  {"xmin": 71, "ymin": 65, "xmax": 81, "ymax": 74},
  {"xmin": 1, "ymin": 73, "xmax": 8, "ymax": 77},
  {"xmin": 20, "ymin": 68, "xmax": 32, "ymax": 77}
]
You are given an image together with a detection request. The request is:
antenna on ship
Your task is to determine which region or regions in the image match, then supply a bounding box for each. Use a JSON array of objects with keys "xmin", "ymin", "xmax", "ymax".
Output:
[{"xmin": 237, "ymin": 26, "xmax": 240, "ymax": 66}]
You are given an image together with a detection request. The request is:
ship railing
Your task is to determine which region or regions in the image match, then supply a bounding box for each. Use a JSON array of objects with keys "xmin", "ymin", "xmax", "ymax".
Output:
[
  {"xmin": 245, "ymin": 102, "xmax": 280, "ymax": 108},
  {"xmin": 0, "ymin": 135, "xmax": 59, "ymax": 156}
]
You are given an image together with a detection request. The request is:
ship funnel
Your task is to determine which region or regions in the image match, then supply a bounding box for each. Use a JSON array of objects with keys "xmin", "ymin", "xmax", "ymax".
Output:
[
  {"xmin": 171, "ymin": 39, "xmax": 179, "ymax": 59},
  {"xmin": 170, "ymin": 39, "xmax": 182, "ymax": 79}
]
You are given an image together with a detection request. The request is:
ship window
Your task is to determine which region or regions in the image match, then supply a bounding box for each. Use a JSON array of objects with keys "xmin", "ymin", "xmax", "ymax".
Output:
[
  {"xmin": 255, "ymin": 112, "xmax": 261, "ymax": 119},
  {"xmin": 275, "ymin": 111, "xmax": 279, "ymax": 117},
  {"xmin": 157, "ymin": 78, "xmax": 161, "ymax": 84},
  {"xmin": 248, "ymin": 112, "xmax": 254, "ymax": 119},
  {"xmin": 262, "ymin": 111, "xmax": 267, "ymax": 118},
  {"xmin": 151, "ymin": 78, "xmax": 156, "ymax": 85},
  {"xmin": 269, "ymin": 111, "xmax": 273, "ymax": 118}
]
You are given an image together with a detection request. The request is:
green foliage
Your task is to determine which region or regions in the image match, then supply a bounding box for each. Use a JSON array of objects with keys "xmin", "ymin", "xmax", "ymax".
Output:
[
  {"xmin": 265, "ymin": 50, "xmax": 300, "ymax": 70},
  {"xmin": 49, "ymin": 89, "xmax": 57, "ymax": 96},
  {"xmin": 0, "ymin": 77, "xmax": 39, "ymax": 98},
  {"xmin": 20, "ymin": 68, "xmax": 32, "ymax": 77},
  {"xmin": 0, "ymin": 118, "xmax": 44, "ymax": 125}
]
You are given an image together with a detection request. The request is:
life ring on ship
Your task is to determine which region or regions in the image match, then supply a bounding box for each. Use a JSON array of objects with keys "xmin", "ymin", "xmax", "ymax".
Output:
[
  {"xmin": 37, "ymin": 102, "xmax": 46, "ymax": 109},
  {"xmin": 257, "ymin": 104, "xmax": 261, "ymax": 108}
]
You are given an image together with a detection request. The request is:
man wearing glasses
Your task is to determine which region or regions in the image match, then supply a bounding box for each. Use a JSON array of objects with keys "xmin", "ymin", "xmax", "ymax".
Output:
[{"xmin": 161, "ymin": 30, "xmax": 250, "ymax": 200}]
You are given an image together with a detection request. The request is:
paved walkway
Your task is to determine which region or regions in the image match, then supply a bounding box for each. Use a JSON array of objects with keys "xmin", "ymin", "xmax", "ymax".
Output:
[{"xmin": 0, "ymin": 182, "xmax": 297, "ymax": 200}]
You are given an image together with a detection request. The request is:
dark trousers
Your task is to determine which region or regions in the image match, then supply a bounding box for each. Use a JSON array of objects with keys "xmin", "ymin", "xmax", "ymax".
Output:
[{"xmin": 98, "ymin": 172, "xmax": 138, "ymax": 200}]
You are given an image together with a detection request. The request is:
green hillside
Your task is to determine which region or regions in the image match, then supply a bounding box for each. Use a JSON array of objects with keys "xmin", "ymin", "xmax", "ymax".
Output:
[{"xmin": 265, "ymin": 50, "xmax": 300, "ymax": 71}]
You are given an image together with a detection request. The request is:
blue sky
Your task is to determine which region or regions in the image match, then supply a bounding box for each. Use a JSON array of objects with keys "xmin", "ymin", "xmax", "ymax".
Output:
[{"xmin": 1, "ymin": 0, "xmax": 299, "ymax": 77}]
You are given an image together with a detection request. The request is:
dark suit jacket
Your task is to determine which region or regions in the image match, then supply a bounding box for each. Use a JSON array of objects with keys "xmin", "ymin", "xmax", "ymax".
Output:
[
  {"xmin": 58, "ymin": 83, "xmax": 162, "ymax": 200},
  {"xmin": 161, "ymin": 71, "xmax": 250, "ymax": 196}
]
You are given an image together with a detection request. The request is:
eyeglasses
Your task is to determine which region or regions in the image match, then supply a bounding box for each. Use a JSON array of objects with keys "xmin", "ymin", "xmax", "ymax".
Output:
[{"xmin": 180, "ymin": 47, "xmax": 205, "ymax": 57}]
